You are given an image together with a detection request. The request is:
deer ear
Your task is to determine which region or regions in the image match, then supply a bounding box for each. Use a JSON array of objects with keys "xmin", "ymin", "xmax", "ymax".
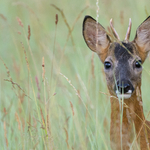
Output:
[
  {"xmin": 83, "ymin": 16, "xmax": 111, "ymax": 63},
  {"xmin": 134, "ymin": 16, "xmax": 150, "ymax": 62}
]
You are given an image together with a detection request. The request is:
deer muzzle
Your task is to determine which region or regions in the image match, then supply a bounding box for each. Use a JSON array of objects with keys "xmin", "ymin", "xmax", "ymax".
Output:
[{"xmin": 115, "ymin": 80, "xmax": 134, "ymax": 99}]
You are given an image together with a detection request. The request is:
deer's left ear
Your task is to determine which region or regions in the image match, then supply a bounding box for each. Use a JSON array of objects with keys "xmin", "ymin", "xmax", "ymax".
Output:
[
  {"xmin": 134, "ymin": 16, "xmax": 150, "ymax": 62},
  {"xmin": 83, "ymin": 16, "xmax": 111, "ymax": 63}
]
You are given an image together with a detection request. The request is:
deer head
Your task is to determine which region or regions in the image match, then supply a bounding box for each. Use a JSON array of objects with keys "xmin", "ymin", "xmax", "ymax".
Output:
[{"xmin": 83, "ymin": 16, "xmax": 150, "ymax": 99}]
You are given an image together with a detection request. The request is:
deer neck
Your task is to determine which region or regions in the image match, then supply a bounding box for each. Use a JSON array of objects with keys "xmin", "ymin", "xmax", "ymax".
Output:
[
  {"xmin": 110, "ymin": 85, "xmax": 145, "ymax": 125},
  {"xmin": 109, "ymin": 85, "xmax": 146, "ymax": 149}
]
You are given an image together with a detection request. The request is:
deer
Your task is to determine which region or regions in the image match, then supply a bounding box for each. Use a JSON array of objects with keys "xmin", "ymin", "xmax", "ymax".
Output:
[{"xmin": 82, "ymin": 15, "xmax": 150, "ymax": 150}]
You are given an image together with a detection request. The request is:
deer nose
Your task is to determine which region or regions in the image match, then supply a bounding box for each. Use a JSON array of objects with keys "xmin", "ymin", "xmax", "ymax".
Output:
[{"xmin": 116, "ymin": 80, "xmax": 133, "ymax": 94}]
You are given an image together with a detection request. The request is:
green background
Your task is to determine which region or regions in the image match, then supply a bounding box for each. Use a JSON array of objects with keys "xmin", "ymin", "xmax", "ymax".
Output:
[{"xmin": 0, "ymin": 0, "xmax": 150, "ymax": 149}]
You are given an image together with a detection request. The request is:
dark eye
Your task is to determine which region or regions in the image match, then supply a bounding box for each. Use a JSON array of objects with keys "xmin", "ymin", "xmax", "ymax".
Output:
[
  {"xmin": 104, "ymin": 61, "xmax": 111, "ymax": 69},
  {"xmin": 135, "ymin": 60, "xmax": 142, "ymax": 68}
]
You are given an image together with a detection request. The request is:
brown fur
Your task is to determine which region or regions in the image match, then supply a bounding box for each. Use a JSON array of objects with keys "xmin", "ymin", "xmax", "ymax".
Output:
[
  {"xmin": 110, "ymin": 88, "xmax": 150, "ymax": 150},
  {"xmin": 83, "ymin": 15, "xmax": 150, "ymax": 149}
]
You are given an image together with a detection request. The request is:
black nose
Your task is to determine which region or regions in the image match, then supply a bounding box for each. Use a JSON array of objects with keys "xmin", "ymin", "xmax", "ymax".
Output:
[{"xmin": 116, "ymin": 80, "xmax": 133, "ymax": 94}]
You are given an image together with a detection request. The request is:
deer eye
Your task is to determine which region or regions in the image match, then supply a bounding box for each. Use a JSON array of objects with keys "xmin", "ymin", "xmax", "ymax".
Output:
[
  {"xmin": 135, "ymin": 60, "xmax": 142, "ymax": 68},
  {"xmin": 104, "ymin": 61, "xmax": 111, "ymax": 69}
]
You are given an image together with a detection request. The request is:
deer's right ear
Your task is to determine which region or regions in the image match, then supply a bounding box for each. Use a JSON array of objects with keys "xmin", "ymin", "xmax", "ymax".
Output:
[
  {"xmin": 82, "ymin": 16, "xmax": 111, "ymax": 62},
  {"xmin": 134, "ymin": 16, "xmax": 150, "ymax": 62}
]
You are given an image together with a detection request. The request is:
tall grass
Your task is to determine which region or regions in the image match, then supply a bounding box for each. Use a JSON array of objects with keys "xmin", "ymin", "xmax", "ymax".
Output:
[{"xmin": 0, "ymin": 0, "xmax": 150, "ymax": 149}]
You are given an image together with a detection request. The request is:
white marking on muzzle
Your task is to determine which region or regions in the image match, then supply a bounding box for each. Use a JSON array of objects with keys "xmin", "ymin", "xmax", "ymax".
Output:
[{"xmin": 116, "ymin": 90, "xmax": 132, "ymax": 99}]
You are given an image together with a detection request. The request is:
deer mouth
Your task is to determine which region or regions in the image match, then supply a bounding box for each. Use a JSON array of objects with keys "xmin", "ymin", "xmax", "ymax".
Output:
[
  {"xmin": 114, "ymin": 80, "xmax": 134, "ymax": 99},
  {"xmin": 116, "ymin": 90, "xmax": 132, "ymax": 99}
]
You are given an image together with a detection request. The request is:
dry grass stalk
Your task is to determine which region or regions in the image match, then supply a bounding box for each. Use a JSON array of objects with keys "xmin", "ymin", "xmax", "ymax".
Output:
[
  {"xmin": 51, "ymin": 4, "xmax": 71, "ymax": 33},
  {"xmin": 40, "ymin": 107, "xmax": 45, "ymax": 126},
  {"xmin": 15, "ymin": 112, "xmax": 21, "ymax": 130},
  {"xmin": 35, "ymin": 76, "xmax": 40, "ymax": 99},
  {"xmin": 65, "ymin": 116, "xmax": 70, "ymax": 128},
  {"xmin": 77, "ymin": 89, "xmax": 82, "ymax": 104},
  {"xmin": 21, "ymin": 117, "xmax": 25, "ymax": 132},
  {"xmin": 47, "ymin": 114, "xmax": 54, "ymax": 150},
  {"xmin": 0, "ymin": 57, "xmax": 20, "ymax": 98},
  {"xmin": 0, "ymin": 57, "xmax": 12, "ymax": 81},
  {"xmin": 65, "ymin": 5, "xmax": 88, "ymax": 52},
  {"xmin": 21, "ymin": 42, "xmax": 31, "ymax": 102},
  {"xmin": 4, "ymin": 79, "xmax": 24, "ymax": 93},
  {"xmin": 21, "ymin": 42, "xmax": 40, "ymax": 120},
  {"xmin": 46, "ymin": 92, "xmax": 56, "ymax": 105},
  {"xmin": 133, "ymin": 111, "xmax": 150, "ymax": 148},
  {"xmin": 28, "ymin": 25, "xmax": 31, "ymax": 40},
  {"xmin": 56, "ymin": 6, "xmax": 89, "ymax": 80},
  {"xmin": 47, "ymin": 114, "xmax": 51, "ymax": 135},
  {"xmin": 19, "ymin": 92, "xmax": 25, "ymax": 103},
  {"xmin": 52, "ymin": 6, "xmax": 88, "ymax": 95},
  {"xmin": 67, "ymin": 5, "xmax": 89, "ymax": 49},
  {"xmin": 71, "ymin": 5, "xmax": 88, "ymax": 36},
  {"xmin": 51, "ymin": 4, "xmax": 75, "ymax": 51},
  {"xmin": 64, "ymin": 127, "xmax": 69, "ymax": 149},
  {"xmin": 50, "ymin": 13, "xmax": 58, "ymax": 89},
  {"xmin": 69, "ymin": 101, "xmax": 74, "ymax": 116},
  {"xmin": 4, "ymin": 121, "xmax": 8, "ymax": 147},
  {"xmin": 55, "ymin": 14, "xmax": 58, "ymax": 25},
  {"xmin": 4, "ymin": 79, "xmax": 32, "ymax": 100},
  {"xmin": 33, "ymin": 140, "xmax": 40, "ymax": 149},
  {"xmin": 59, "ymin": 73, "xmax": 79, "ymax": 96},
  {"xmin": 0, "ymin": 14, "xmax": 7, "ymax": 21},
  {"xmin": 3, "ymin": 108, "xmax": 7, "ymax": 115},
  {"xmin": 42, "ymin": 57, "xmax": 45, "ymax": 82},
  {"xmin": 1, "ymin": 103, "xmax": 12, "ymax": 121},
  {"xmin": 16, "ymin": 17, "xmax": 23, "ymax": 27},
  {"xmin": 27, "ymin": 121, "xmax": 36, "ymax": 131},
  {"xmin": 59, "ymin": 72, "xmax": 93, "ymax": 120},
  {"xmin": 35, "ymin": 76, "xmax": 40, "ymax": 91},
  {"xmin": 21, "ymin": 42, "xmax": 29, "ymax": 69}
]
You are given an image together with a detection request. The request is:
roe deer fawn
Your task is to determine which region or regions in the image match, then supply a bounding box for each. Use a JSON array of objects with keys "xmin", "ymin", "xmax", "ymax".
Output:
[{"xmin": 83, "ymin": 16, "xmax": 150, "ymax": 150}]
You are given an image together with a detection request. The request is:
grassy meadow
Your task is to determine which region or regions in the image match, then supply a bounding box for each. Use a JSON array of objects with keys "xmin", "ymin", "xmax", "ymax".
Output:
[{"xmin": 1, "ymin": 0, "xmax": 150, "ymax": 149}]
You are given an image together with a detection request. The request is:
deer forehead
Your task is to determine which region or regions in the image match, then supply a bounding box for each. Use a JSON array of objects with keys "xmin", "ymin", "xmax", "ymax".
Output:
[{"xmin": 107, "ymin": 42, "xmax": 139, "ymax": 63}]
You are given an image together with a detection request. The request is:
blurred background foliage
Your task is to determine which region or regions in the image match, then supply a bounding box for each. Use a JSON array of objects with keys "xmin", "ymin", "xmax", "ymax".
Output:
[{"xmin": 0, "ymin": 0, "xmax": 150, "ymax": 149}]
